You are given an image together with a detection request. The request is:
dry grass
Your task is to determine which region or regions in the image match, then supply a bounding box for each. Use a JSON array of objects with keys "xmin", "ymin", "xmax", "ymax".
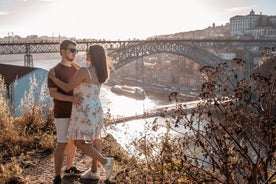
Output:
[
  {"xmin": 0, "ymin": 103, "xmax": 55, "ymax": 183},
  {"xmin": 0, "ymin": 75, "xmax": 55, "ymax": 183}
]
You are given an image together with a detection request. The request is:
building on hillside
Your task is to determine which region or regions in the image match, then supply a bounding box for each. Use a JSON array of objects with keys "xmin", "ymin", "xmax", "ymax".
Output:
[
  {"xmin": 230, "ymin": 10, "xmax": 276, "ymax": 38},
  {"xmin": 0, "ymin": 63, "xmax": 51, "ymax": 116}
]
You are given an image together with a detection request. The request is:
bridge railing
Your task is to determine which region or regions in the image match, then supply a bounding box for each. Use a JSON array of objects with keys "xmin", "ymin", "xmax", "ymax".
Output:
[{"xmin": 1, "ymin": 39, "xmax": 276, "ymax": 55}]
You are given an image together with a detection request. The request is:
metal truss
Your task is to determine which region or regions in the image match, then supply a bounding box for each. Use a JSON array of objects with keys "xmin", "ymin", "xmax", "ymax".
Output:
[{"xmin": 1, "ymin": 39, "xmax": 275, "ymax": 69}]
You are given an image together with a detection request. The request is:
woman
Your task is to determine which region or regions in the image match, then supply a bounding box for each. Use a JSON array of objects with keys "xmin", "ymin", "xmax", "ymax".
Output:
[{"xmin": 48, "ymin": 45, "xmax": 113, "ymax": 180}]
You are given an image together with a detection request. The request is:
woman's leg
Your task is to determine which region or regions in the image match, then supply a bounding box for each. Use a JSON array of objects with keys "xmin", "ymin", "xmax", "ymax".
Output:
[
  {"xmin": 75, "ymin": 140, "xmax": 114, "ymax": 179},
  {"xmin": 65, "ymin": 139, "xmax": 77, "ymax": 169},
  {"xmin": 74, "ymin": 140, "xmax": 106, "ymax": 165},
  {"xmin": 91, "ymin": 139, "xmax": 102, "ymax": 172}
]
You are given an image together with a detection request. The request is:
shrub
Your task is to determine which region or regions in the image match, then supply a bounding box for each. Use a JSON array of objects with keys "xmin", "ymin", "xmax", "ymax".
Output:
[{"xmin": 115, "ymin": 57, "xmax": 276, "ymax": 183}]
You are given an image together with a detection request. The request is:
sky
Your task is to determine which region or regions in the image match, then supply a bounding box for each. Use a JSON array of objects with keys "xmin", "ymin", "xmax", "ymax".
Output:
[{"xmin": 0, "ymin": 0, "xmax": 275, "ymax": 40}]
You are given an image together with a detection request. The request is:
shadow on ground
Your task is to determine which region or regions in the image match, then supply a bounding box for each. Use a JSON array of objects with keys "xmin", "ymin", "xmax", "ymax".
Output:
[{"xmin": 62, "ymin": 176, "xmax": 116, "ymax": 184}]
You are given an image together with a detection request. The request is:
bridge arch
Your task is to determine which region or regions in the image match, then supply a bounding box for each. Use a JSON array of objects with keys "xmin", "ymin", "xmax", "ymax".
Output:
[{"xmin": 107, "ymin": 41, "xmax": 224, "ymax": 69}]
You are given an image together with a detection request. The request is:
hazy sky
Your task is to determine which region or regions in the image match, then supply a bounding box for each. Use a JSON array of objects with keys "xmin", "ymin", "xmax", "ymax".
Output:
[{"xmin": 0, "ymin": 0, "xmax": 275, "ymax": 40}]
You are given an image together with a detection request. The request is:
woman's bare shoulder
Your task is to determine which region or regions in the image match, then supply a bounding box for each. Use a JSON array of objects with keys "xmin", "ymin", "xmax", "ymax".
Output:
[{"xmin": 78, "ymin": 67, "xmax": 88, "ymax": 73}]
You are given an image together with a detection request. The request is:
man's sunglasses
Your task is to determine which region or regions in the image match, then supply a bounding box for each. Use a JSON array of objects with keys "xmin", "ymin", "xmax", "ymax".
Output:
[{"xmin": 66, "ymin": 48, "xmax": 78, "ymax": 54}]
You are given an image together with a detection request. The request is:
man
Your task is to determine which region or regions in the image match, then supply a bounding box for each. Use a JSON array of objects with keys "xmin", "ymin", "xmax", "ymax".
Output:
[{"xmin": 48, "ymin": 40, "xmax": 82, "ymax": 184}]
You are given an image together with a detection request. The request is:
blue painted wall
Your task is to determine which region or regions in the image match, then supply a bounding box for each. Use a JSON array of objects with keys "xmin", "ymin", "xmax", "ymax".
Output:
[{"xmin": 12, "ymin": 68, "xmax": 51, "ymax": 116}]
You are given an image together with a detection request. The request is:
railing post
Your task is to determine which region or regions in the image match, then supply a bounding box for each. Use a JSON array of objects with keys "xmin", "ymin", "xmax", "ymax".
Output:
[{"xmin": 24, "ymin": 44, "xmax": 33, "ymax": 67}]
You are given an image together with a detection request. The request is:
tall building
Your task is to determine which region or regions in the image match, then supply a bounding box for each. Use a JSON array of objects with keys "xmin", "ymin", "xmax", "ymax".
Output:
[{"xmin": 230, "ymin": 10, "xmax": 276, "ymax": 38}]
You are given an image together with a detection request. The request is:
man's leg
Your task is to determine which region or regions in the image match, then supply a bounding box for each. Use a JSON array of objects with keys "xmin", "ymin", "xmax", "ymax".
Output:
[
  {"xmin": 54, "ymin": 118, "xmax": 70, "ymax": 176},
  {"xmin": 54, "ymin": 118, "xmax": 70, "ymax": 178},
  {"xmin": 56, "ymin": 118, "xmax": 75, "ymax": 170},
  {"xmin": 54, "ymin": 143, "xmax": 67, "ymax": 176}
]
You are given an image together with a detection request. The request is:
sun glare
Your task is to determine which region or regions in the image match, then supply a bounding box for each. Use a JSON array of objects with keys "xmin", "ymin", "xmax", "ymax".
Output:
[
  {"xmin": 1, "ymin": 0, "xmax": 274, "ymax": 39},
  {"xmin": 19, "ymin": 0, "xmax": 216, "ymax": 39}
]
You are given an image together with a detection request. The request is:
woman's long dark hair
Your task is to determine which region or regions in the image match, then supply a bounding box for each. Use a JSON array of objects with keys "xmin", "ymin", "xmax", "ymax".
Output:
[{"xmin": 89, "ymin": 45, "xmax": 110, "ymax": 83}]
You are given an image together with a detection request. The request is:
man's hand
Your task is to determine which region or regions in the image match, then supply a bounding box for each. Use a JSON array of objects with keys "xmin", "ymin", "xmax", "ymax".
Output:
[{"xmin": 48, "ymin": 69, "xmax": 56, "ymax": 81}]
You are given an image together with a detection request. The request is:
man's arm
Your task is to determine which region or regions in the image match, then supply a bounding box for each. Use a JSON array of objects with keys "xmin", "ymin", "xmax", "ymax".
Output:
[{"xmin": 49, "ymin": 87, "xmax": 75, "ymax": 102}]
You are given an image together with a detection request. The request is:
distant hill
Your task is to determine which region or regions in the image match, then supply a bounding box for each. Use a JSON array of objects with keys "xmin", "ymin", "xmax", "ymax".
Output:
[{"xmin": 147, "ymin": 23, "xmax": 230, "ymax": 40}]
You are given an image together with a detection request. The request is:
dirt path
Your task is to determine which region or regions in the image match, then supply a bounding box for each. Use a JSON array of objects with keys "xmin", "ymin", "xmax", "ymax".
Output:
[{"xmin": 21, "ymin": 151, "xmax": 116, "ymax": 184}]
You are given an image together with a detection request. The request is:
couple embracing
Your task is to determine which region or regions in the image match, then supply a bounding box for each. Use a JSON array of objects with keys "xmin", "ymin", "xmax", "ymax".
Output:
[{"xmin": 47, "ymin": 40, "xmax": 114, "ymax": 184}]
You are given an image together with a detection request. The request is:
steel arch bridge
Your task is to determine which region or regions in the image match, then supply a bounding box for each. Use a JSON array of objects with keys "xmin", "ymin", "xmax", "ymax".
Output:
[
  {"xmin": 1, "ymin": 39, "xmax": 276, "ymax": 69},
  {"xmin": 0, "ymin": 40, "xmax": 224, "ymax": 69},
  {"xmin": 0, "ymin": 40, "xmax": 221, "ymax": 69},
  {"xmin": 106, "ymin": 40, "xmax": 223, "ymax": 69}
]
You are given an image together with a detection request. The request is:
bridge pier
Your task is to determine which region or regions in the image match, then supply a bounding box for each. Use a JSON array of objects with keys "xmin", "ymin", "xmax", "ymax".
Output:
[
  {"xmin": 242, "ymin": 47, "xmax": 254, "ymax": 80},
  {"xmin": 24, "ymin": 54, "xmax": 33, "ymax": 67},
  {"xmin": 24, "ymin": 44, "xmax": 33, "ymax": 67}
]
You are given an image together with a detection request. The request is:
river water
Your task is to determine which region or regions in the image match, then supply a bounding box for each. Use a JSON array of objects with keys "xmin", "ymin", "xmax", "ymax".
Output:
[{"xmin": 0, "ymin": 56, "xmax": 178, "ymax": 154}]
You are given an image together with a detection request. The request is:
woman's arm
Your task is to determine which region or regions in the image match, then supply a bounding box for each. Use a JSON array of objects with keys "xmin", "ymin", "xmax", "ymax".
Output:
[
  {"xmin": 48, "ymin": 87, "xmax": 75, "ymax": 102},
  {"xmin": 49, "ymin": 67, "xmax": 87, "ymax": 92},
  {"xmin": 72, "ymin": 62, "xmax": 81, "ymax": 70}
]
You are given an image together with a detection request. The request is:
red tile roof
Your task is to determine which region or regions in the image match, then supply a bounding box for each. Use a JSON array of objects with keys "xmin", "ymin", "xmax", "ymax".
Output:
[{"xmin": 0, "ymin": 64, "xmax": 37, "ymax": 86}]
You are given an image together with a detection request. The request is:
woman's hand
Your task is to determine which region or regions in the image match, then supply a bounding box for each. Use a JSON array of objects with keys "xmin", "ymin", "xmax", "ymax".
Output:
[
  {"xmin": 72, "ymin": 94, "xmax": 83, "ymax": 106},
  {"xmin": 48, "ymin": 69, "xmax": 56, "ymax": 81},
  {"xmin": 72, "ymin": 62, "xmax": 81, "ymax": 70}
]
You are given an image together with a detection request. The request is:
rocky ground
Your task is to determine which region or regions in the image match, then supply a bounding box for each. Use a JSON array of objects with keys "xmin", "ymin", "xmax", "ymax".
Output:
[{"xmin": 19, "ymin": 150, "xmax": 118, "ymax": 184}]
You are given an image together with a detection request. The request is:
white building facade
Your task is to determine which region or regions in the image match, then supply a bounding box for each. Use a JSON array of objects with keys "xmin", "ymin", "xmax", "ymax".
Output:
[{"xmin": 230, "ymin": 10, "xmax": 276, "ymax": 38}]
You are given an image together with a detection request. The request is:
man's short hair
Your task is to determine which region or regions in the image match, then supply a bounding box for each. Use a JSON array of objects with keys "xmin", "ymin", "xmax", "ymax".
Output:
[{"xmin": 59, "ymin": 40, "xmax": 76, "ymax": 55}]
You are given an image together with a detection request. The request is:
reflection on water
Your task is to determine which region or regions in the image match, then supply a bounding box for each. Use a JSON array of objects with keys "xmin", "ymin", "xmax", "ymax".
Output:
[
  {"xmin": 100, "ymin": 86, "xmax": 176, "ymax": 154},
  {"xmin": 107, "ymin": 116, "xmax": 192, "ymax": 157},
  {"xmin": 100, "ymin": 86, "xmax": 156, "ymax": 118},
  {"xmin": 108, "ymin": 118, "xmax": 165, "ymax": 156}
]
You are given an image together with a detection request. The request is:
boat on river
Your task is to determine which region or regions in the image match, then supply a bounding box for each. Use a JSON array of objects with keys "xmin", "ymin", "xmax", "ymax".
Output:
[{"xmin": 111, "ymin": 85, "xmax": 146, "ymax": 100}]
